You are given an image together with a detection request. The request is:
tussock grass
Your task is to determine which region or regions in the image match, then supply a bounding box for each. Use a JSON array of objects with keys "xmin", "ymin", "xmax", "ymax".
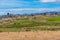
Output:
[{"xmin": 0, "ymin": 16, "xmax": 60, "ymax": 31}]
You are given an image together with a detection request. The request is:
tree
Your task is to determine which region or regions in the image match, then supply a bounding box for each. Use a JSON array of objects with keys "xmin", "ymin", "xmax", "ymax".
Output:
[
  {"xmin": 55, "ymin": 12, "xmax": 58, "ymax": 15},
  {"xmin": 30, "ymin": 14, "xmax": 34, "ymax": 16},
  {"xmin": 7, "ymin": 13, "xmax": 10, "ymax": 16},
  {"xmin": 43, "ymin": 13, "xmax": 46, "ymax": 15}
]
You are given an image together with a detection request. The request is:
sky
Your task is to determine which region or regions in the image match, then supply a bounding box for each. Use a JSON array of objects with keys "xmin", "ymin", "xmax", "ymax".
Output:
[{"xmin": 0, "ymin": 0, "xmax": 60, "ymax": 15}]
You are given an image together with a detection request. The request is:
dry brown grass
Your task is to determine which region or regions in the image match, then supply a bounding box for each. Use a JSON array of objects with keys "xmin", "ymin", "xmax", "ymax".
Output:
[{"xmin": 0, "ymin": 31, "xmax": 60, "ymax": 40}]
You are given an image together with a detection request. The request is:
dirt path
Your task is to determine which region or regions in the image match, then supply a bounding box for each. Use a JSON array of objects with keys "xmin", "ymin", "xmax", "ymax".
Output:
[{"xmin": 0, "ymin": 31, "xmax": 60, "ymax": 40}]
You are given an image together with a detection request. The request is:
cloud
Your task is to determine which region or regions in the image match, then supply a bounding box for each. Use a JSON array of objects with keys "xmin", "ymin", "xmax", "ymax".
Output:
[
  {"xmin": 41, "ymin": 0, "xmax": 58, "ymax": 2},
  {"xmin": 0, "ymin": 0, "xmax": 59, "ymax": 9},
  {"xmin": 10, "ymin": 7, "xmax": 60, "ymax": 11},
  {"xmin": 0, "ymin": 0, "xmax": 30, "ymax": 7},
  {"xmin": 0, "ymin": 7, "xmax": 59, "ymax": 15},
  {"xmin": 0, "ymin": 11, "xmax": 7, "ymax": 15}
]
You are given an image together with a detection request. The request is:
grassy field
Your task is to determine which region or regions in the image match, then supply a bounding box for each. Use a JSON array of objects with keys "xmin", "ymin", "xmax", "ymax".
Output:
[{"xmin": 0, "ymin": 15, "xmax": 60, "ymax": 32}]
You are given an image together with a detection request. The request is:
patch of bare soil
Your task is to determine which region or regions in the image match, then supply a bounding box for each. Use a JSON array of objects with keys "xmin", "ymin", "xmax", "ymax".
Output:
[{"xmin": 0, "ymin": 31, "xmax": 60, "ymax": 40}]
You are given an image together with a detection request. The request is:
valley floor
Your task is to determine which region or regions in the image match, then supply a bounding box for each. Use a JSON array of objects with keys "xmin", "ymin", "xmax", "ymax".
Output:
[{"xmin": 0, "ymin": 31, "xmax": 60, "ymax": 40}]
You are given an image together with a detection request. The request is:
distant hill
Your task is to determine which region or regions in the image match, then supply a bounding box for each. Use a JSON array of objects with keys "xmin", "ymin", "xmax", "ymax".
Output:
[{"xmin": 0, "ymin": 11, "xmax": 60, "ymax": 18}]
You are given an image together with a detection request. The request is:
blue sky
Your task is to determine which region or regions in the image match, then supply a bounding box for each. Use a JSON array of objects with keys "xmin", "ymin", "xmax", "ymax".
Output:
[{"xmin": 0, "ymin": 0, "xmax": 60, "ymax": 15}]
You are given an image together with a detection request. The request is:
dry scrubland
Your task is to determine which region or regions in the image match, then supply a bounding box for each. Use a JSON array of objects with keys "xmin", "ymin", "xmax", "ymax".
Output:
[
  {"xmin": 0, "ymin": 31, "xmax": 60, "ymax": 40},
  {"xmin": 0, "ymin": 15, "xmax": 60, "ymax": 40},
  {"xmin": 0, "ymin": 16, "xmax": 60, "ymax": 31}
]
